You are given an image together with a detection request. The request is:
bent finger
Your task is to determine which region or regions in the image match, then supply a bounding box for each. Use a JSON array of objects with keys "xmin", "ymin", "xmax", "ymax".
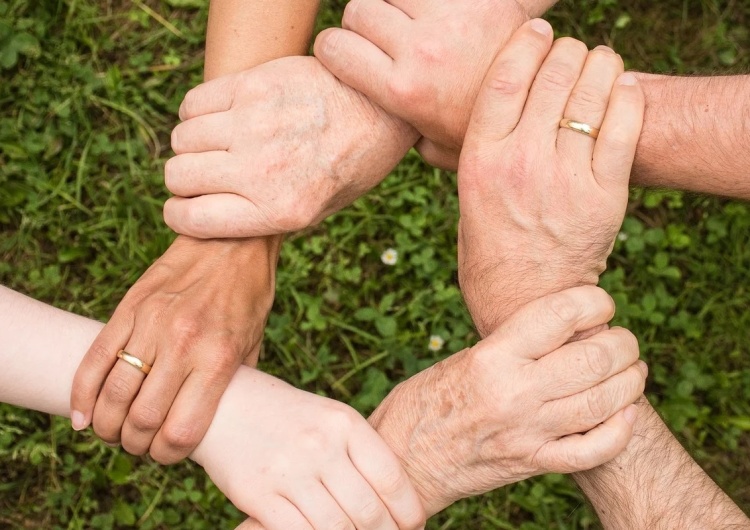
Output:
[
  {"xmin": 322, "ymin": 462, "xmax": 397, "ymax": 530},
  {"xmin": 342, "ymin": 0, "xmax": 410, "ymax": 58},
  {"xmin": 91, "ymin": 336, "xmax": 154, "ymax": 444},
  {"xmin": 163, "ymin": 194, "xmax": 267, "ymax": 239},
  {"xmin": 164, "ymin": 151, "xmax": 243, "ymax": 198},
  {"xmin": 534, "ymin": 327, "xmax": 640, "ymax": 400},
  {"xmin": 314, "ymin": 28, "xmax": 395, "ymax": 113},
  {"xmin": 171, "ymin": 112, "xmax": 234, "ymax": 154},
  {"xmin": 592, "ymin": 72, "xmax": 645, "ymax": 188},
  {"xmin": 349, "ymin": 425, "xmax": 426, "ymax": 529},
  {"xmin": 464, "ymin": 19, "xmax": 554, "ymax": 148},
  {"xmin": 120, "ymin": 353, "xmax": 187, "ymax": 456},
  {"xmin": 288, "ymin": 482, "xmax": 355, "ymax": 529},
  {"xmin": 71, "ymin": 312, "xmax": 133, "ymax": 431},
  {"xmin": 179, "ymin": 75, "xmax": 238, "ymax": 121},
  {"xmin": 149, "ymin": 364, "xmax": 237, "ymax": 464},
  {"xmin": 557, "ymin": 46, "xmax": 624, "ymax": 160},
  {"xmin": 538, "ymin": 403, "xmax": 639, "ymax": 474},
  {"xmin": 487, "ymin": 286, "xmax": 616, "ymax": 360},
  {"xmin": 542, "ymin": 361, "xmax": 647, "ymax": 436},
  {"xmin": 250, "ymin": 497, "xmax": 313, "ymax": 530}
]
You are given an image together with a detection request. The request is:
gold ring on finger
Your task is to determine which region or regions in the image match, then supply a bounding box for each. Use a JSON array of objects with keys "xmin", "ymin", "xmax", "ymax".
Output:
[
  {"xmin": 116, "ymin": 350, "xmax": 152, "ymax": 375},
  {"xmin": 559, "ymin": 118, "xmax": 600, "ymax": 139}
]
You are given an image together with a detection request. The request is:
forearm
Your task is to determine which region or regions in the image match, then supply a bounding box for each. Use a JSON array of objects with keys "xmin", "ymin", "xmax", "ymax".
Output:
[
  {"xmin": 630, "ymin": 74, "xmax": 750, "ymax": 199},
  {"xmin": 205, "ymin": 0, "xmax": 320, "ymax": 80},
  {"xmin": 574, "ymin": 396, "xmax": 749, "ymax": 528}
]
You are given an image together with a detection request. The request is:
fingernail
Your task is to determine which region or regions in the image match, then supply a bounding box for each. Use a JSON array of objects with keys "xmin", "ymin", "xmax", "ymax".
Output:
[
  {"xmin": 618, "ymin": 72, "xmax": 638, "ymax": 86},
  {"xmin": 71, "ymin": 410, "xmax": 87, "ymax": 431},
  {"xmin": 624, "ymin": 404, "xmax": 638, "ymax": 425},
  {"xmin": 594, "ymin": 45, "xmax": 615, "ymax": 54},
  {"xmin": 530, "ymin": 18, "xmax": 552, "ymax": 36},
  {"xmin": 638, "ymin": 360, "xmax": 649, "ymax": 378}
]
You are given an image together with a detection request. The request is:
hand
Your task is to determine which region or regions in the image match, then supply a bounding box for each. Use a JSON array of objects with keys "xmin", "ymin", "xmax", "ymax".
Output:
[
  {"xmin": 163, "ymin": 55, "xmax": 418, "ymax": 239},
  {"xmin": 314, "ymin": 0, "xmax": 529, "ymax": 169},
  {"xmin": 191, "ymin": 368, "xmax": 426, "ymax": 530},
  {"xmin": 455, "ymin": 22, "xmax": 645, "ymax": 335},
  {"xmin": 369, "ymin": 286, "xmax": 646, "ymax": 516},
  {"xmin": 70, "ymin": 236, "xmax": 280, "ymax": 463}
]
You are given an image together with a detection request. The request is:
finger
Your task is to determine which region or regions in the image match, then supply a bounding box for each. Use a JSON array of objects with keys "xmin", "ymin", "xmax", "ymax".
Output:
[
  {"xmin": 163, "ymin": 194, "xmax": 269, "ymax": 239},
  {"xmin": 517, "ymin": 37, "xmax": 589, "ymax": 142},
  {"xmin": 486, "ymin": 285, "xmax": 616, "ymax": 360},
  {"xmin": 171, "ymin": 112, "xmax": 234, "ymax": 154},
  {"xmin": 164, "ymin": 151, "xmax": 243, "ymax": 198},
  {"xmin": 543, "ymin": 361, "xmax": 647, "ymax": 436},
  {"xmin": 538, "ymin": 403, "xmax": 639, "ymax": 473},
  {"xmin": 342, "ymin": 0, "xmax": 410, "ymax": 58},
  {"xmin": 463, "ymin": 19, "xmax": 554, "ymax": 148},
  {"xmin": 235, "ymin": 519, "xmax": 265, "ymax": 530},
  {"xmin": 71, "ymin": 312, "xmax": 133, "ymax": 431},
  {"xmin": 250, "ymin": 497, "xmax": 313, "ymax": 530},
  {"xmin": 383, "ymin": 0, "xmax": 425, "ymax": 18},
  {"xmin": 349, "ymin": 425, "xmax": 426, "ymax": 529},
  {"xmin": 91, "ymin": 336, "xmax": 155, "ymax": 444},
  {"xmin": 557, "ymin": 46, "xmax": 624, "ymax": 159},
  {"xmin": 314, "ymin": 28, "xmax": 395, "ymax": 112},
  {"xmin": 288, "ymin": 482, "xmax": 355, "ymax": 529},
  {"xmin": 322, "ymin": 463, "xmax": 397, "ymax": 530},
  {"xmin": 534, "ymin": 327, "xmax": 640, "ymax": 400},
  {"xmin": 592, "ymin": 72, "xmax": 645, "ymax": 187},
  {"xmin": 149, "ymin": 363, "xmax": 237, "ymax": 464},
  {"xmin": 415, "ymin": 137, "xmax": 459, "ymax": 171},
  {"xmin": 179, "ymin": 75, "xmax": 237, "ymax": 121},
  {"xmin": 120, "ymin": 352, "xmax": 187, "ymax": 456}
]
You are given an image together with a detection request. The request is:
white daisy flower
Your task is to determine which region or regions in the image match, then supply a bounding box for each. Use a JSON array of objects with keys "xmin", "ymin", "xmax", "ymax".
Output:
[
  {"xmin": 381, "ymin": 248, "xmax": 398, "ymax": 266},
  {"xmin": 428, "ymin": 335, "xmax": 445, "ymax": 352},
  {"xmin": 617, "ymin": 231, "xmax": 629, "ymax": 242}
]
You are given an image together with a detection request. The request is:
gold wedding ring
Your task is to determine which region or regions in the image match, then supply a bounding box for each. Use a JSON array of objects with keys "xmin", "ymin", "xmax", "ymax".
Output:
[
  {"xmin": 116, "ymin": 350, "xmax": 152, "ymax": 375},
  {"xmin": 559, "ymin": 118, "xmax": 600, "ymax": 139}
]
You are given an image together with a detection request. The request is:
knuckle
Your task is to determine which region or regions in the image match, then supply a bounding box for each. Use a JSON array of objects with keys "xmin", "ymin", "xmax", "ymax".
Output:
[
  {"xmin": 88, "ymin": 341, "xmax": 116, "ymax": 367},
  {"xmin": 179, "ymin": 87, "xmax": 199, "ymax": 119},
  {"xmin": 169, "ymin": 315, "xmax": 202, "ymax": 341},
  {"xmin": 484, "ymin": 70, "xmax": 525, "ymax": 97},
  {"xmin": 386, "ymin": 76, "xmax": 417, "ymax": 105},
  {"xmin": 357, "ymin": 498, "xmax": 387, "ymax": 527},
  {"xmin": 160, "ymin": 421, "xmax": 202, "ymax": 453},
  {"xmin": 102, "ymin": 373, "xmax": 136, "ymax": 406},
  {"xmin": 341, "ymin": 0, "xmax": 362, "ymax": 28},
  {"xmin": 570, "ymin": 84, "xmax": 604, "ymax": 110},
  {"xmin": 546, "ymin": 292, "xmax": 579, "ymax": 328},
  {"xmin": 538, "ymin": 62, "xmax": 579, "ymax": 91},
  {"xmin": 582, "ymin": 341, "xmax": 613, "ymax": 379},
  {"xmin": 129, "ymin": 403, "xmax": 165, "ymax": 433},
  {"xmin": 585, "ymin": 386, "xmax": 611, "ymax": 424},
  {"xmin": 414, "ymin": 39, "xmax": 444, "ymax": 65},
  {"xmin": 170, "ymin": 125, "xmax": 185, "ymax": 154},
  {"xmin": 329, "ymin": 520, "xmax": 355, "ymax": 530}
]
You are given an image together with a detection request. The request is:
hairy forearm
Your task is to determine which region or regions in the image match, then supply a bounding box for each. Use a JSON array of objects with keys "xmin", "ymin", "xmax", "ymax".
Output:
[
  {"xmin": 631, "ymin": 74, "xmax": 750, "ymax": 199},
  {"xmin": 205, "ymin": 0, "xmax": 321, "ymax": 80},
  {"xmin": 574, "ymin": 396, "xmax": 749, "ymax": 528}
]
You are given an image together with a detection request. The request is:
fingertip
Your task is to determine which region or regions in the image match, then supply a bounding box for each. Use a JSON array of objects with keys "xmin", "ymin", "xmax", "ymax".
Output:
[
  {"xmin": 617, "ymin": 72, "xmax": 638, "ymax": 86},
  {"xmin": 313, "ymin": 27, "xmax": 342, "ymax": 60},
  {"xmin": 71, "ymin": 410, "xmax": 89, "ymax": 431},
  {"xmin": 623, "ymin": 403, "xmax": 638, "ymax": 426},
  {"xmin": 529, "ymin": 18, "xmax": 553, "ymax": 37}
]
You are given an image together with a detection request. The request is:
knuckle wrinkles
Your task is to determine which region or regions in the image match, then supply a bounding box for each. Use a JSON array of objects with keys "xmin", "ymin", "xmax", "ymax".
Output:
[
  {"xmin": 130, "ymin": 404, "xmax": 165, "ymax": 432},
  {"xmin": 547, "ymin": 293, "xmax": 579, "ymax": 327},
  {"xmin": 583, "ymin": 342, "xmax": 612, "ymax": 378},
  {"xmin": 357, "ymin": 498, "xmax": 386, "ymax": 526},
  {"xmin": 485, "ymin": 72, "xmax": 524, "ymax": 97},
  {"xmin": 585, "ymin": 386, "xmax": 611, "ymax": 423},
  {"xmin": 539, "ymin": 63, "xmax": 578, "ymax": 90},
  {"xmin": 571, "ymin": 85, "xmax": 604, "ymax": 109},
  {"xmin": 90, "ymin": 342, "xmax": 115, "ymax": 365},
  {"xmin": 162, "ymin": 422, "xmax": 201, "ymax": 450},
  {"xmin": 103, "ymin": 374, "xmax": 136, "ymax": 405}
]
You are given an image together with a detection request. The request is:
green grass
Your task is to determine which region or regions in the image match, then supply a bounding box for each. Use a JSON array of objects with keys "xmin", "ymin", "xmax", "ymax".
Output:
[{"xmin": 1, "ymin": 0, "xmax": 749, "ymax": 528}]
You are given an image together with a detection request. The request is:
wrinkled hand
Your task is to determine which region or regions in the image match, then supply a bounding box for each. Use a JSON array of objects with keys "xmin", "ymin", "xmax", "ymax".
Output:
[
  {"xmin": 71, "ymin": 236, "xmax": 279, "ymax": 464},
  {"xmin": 369, "ymin": 286, "xmax": 646, "ymax": 516},
  {"xmin": 455, "ymin": 22, "xmax": 645, "ymax": 335},
  {"xmin": 163, "ymin": 55, "xmax": 418, "ymax": 239},
  {"xmin": 191, "ymin": 367, "xmax": 426, "ymax": 530},
  {"xmin": 314, "ymin": 0, "xmax": 529, "ymax": 169}
]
